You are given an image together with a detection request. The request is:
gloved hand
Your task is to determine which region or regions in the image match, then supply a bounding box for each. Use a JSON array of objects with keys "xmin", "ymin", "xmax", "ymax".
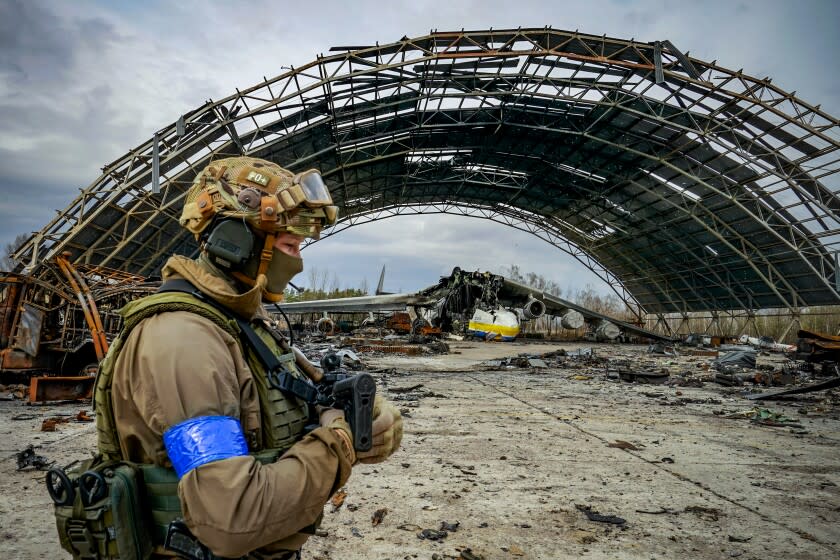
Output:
[
  {"xmin": 319, "ymin": 406, "xmax": 355, "ymax": 465},
  {"xmin": 318, "ymin": 406, "xmax": 345, "ymax": 428},
  {"xmin": 355, "ymin": 395, "xmax": 403, "ymax": 464}
]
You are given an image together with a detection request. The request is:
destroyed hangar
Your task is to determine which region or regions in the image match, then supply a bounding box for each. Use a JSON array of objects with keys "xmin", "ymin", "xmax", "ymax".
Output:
[
  {"xmin": 2, "ymin": 27, "xmax": 840, "ymax": 560},
  {"xmin": 2, "ymin": 28, "xmax": 839, "ymax": 376}
]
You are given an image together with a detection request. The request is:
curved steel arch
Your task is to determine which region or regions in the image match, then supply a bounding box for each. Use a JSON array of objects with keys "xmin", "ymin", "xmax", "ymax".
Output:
[
  {"xmin": 312, "ymin": 202, "xmax": 646, "ymax": 315},
  {"xmin": 14, "ymin": 28, "xmax": 840, "ymax": 315}
]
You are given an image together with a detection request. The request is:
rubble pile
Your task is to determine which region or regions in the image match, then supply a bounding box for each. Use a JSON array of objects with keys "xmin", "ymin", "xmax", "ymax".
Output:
[
  {"xmin": 0, "ymin": 383, "xmax": 28, "ymax": 400},
  {"xmin": 471, "ymin": 339, "xmax": 840, "ymax": 400},
  {"xmin": 288, "ymin": 327, "xmax": 451, "ymax": 359}
]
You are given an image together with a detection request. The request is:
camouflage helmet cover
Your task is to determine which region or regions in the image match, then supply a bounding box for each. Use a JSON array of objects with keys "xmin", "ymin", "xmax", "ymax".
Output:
[{"xmin": 179, "ymin": 156, "xmax": 337, "ymax": 239}]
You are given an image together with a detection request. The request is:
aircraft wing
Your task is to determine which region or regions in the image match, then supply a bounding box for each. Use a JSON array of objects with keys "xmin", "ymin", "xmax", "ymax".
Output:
[
  {"xmin": 499, "ymin": 278, "xmax": 673, "ymax": 341},
  {"xmin": 272, "ymin": 292, "xmax": 436, "ymax": 314}
]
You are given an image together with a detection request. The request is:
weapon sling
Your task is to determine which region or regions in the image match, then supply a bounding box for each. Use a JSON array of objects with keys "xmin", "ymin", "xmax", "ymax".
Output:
[{"xmin": 157, "ymin": 279, "xmax": 318, "ymax": 404}]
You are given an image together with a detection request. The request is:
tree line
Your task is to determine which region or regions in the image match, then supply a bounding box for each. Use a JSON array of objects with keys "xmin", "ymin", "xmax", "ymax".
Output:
[
  {"xmin": 282, "ymin": 266, "xmax": 368, "ymax": 302},
  {"xmin": 1, "ymin": 234, "xmax": 28, "ymax": 271}
]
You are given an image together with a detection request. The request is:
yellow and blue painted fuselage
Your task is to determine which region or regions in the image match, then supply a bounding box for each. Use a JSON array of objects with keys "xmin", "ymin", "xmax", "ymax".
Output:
[{"xmin": 467, "ymin": 308, "xmax": 520, "ymax": 341}]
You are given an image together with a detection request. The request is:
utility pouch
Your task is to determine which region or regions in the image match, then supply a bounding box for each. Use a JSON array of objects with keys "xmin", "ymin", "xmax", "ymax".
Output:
[{"xmin": 49, "ymin": 458, "xmax": 154, "ymax": 560}]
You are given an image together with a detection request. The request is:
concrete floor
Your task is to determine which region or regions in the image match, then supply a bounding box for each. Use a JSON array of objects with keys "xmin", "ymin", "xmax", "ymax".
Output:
[{"xmin": 1, "ymin": 340, "xmax": 838, "ymax": 559}]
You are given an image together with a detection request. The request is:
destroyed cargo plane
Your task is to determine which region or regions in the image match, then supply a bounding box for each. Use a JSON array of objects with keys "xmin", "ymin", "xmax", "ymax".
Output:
[{"xmin": 274, "ymin": 267, "xmax": 669, "ymax": 342}]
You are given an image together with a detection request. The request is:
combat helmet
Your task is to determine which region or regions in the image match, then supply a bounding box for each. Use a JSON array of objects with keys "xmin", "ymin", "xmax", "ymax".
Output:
[{"xmin": 179, "ymin": 156, "xmax": 338, "ymax": 301}]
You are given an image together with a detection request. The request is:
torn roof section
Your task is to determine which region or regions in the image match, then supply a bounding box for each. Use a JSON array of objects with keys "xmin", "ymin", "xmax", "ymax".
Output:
[{"xmin": 13, "ymin": 28, "xmax": 840, "ymax": 315}]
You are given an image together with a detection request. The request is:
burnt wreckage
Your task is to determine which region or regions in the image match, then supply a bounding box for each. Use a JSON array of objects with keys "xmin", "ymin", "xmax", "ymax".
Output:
[
  {"xmin": 0, "ymin": 256, "xmax": 156, "ymax": 396},
  {"xmin": 1, "ymin": 28, "xmax": 837, "ymax": 380},
  {"xmin": 276, "ymin": 267, "xmax": 665, "ymax": 342}
]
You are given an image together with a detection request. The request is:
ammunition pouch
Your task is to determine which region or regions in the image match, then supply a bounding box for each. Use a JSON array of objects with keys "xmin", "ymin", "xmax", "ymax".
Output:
[
  {"xmin": 49, "ymin": 451, "xmax": 294, "ymax": 560},
  {"xmin": 50, "ymin": 457, "xmax": 153, "ymax": 560}
]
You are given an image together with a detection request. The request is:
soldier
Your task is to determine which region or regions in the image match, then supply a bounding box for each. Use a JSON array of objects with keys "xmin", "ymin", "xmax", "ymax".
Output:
[{"xmin": 89, "ymin": 157, "xmax": 402, "ymax": 559}]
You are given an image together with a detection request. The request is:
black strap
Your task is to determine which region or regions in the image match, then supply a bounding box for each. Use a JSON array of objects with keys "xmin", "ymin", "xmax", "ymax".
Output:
[{"xmin": 157, "ymin": 280, "xmax": 318, "ymax": 403}]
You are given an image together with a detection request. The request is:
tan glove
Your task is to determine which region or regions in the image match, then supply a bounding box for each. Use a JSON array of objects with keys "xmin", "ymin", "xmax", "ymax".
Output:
[
  {"xmin": 319, "ymin": 406, "xmax": 345, "ymax": 428},
  {"xmin": 319, "ymin": 406, "xmax": 356, "ymax": 465},
  {"xmin": 356, "ymin": 395, "xmax": 403, "ymax": 464}
]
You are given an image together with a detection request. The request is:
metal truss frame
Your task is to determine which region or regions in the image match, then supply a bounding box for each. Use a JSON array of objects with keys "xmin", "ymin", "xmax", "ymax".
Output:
[
  {"xmin": 13, "ymin": 28, "xmax": 840, "ymax": 317},
  {"xmin": 649, "ymin": 306, "xmax": 820, "ymax": 343},
  {"xmin": 313, "ymin": 201, "xmax": 645, "ymax": 321}
]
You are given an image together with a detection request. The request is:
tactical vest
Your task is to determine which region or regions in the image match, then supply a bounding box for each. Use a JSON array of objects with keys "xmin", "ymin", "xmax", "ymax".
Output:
[{"xmin": 58, "ymin": 290, "xmax": 311, "ymax": 558}]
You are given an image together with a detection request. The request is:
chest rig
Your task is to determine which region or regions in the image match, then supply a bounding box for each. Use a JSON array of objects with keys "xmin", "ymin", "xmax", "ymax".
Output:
[{"xmin": 97, "ymin": 280, "xmax": 313, "ymax": 461}]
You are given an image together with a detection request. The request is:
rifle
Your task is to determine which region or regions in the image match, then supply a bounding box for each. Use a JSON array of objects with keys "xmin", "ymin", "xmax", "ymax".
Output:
[
  {"xmin": 283, "ymin": 343, "xmax": 375, "ymax": 452},
  {"xmin": 314, "ymin": 353, "xmax": 376, "ymax": 452}
]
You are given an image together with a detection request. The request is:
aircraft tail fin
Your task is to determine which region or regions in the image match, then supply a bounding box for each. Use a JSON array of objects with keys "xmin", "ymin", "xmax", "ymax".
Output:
[{"xmin": 375, "ymin": 265, "xmax": 392, "ymax": 295}]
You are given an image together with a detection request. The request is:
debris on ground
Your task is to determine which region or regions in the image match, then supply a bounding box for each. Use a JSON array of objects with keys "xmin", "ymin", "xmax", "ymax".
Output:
[
  {"xmin": 15, "ymin": 445, "xmax": 52, "ymax": 471},
  {"xmin": 37, "ymin": 411, "xmax": 95, "ymax": 431},
  {"xmin": 76, "ymin": 410, "xmax": 93, "ymax": 422},
  {"xmin": 417, "ymin": 528, "xmax": 449, "ymax": 541},
  {"xmin": 648, "ymin": 342, "xmax": 677, "ymax": 355},
  {"xmin": 388, "ymin": 384, "xmax": 424, "ymax": 394},
  {"xmin": 41, "ymin": 417, "xmax": 71, "ymax": 432},
  {"xmin": 635, "ymin": 508, "xmax": 677, "ymax": 515},
  {"xmin": 459, "ymin": 549, "xmax": 486, "ymax": 560},
  {"xmin": 334, "ymin": 348, "xmax": 362, "ymax": 367},
  {"xmin": 330, "ymin": 489, "xmax": 347, "ymax": 512},
  {"xmin": 386, "ymin": 383, "xmax": 444, "ymax": 403},
  {"xmin": 714, "ymin": 350, "xmax": 757, "ymax": 371},
  {"xmin": 608, "ymin": 440, "xmax": 640, "ymax": 450},
  {"xmin": 371, "ymin": 508, "xmax": 388, "ymax": 526},
  {"xmin": 796, "ymin": 328, "xmax": 840, "ymax": 363},
  {"xmin": 3, "ymin": 338, "xmax": 838, "ymax": 560},
  {"xmin": 728, "ymin": 534, "xmax": 752, "ymax": 543},
  {"xmin": 440, "ymin": 521, "xmax": 460, "ymax": 532},
  {"xmin": 575, "ymin": 504, "xmax": 627, "ymax": 525},
  {"xmin": 684, "ymin": 505, "xmax": 721, "ymax": 521},
  {"xmin": 746, "ymin": 375, "xmax": 840, "ymax": 400},
  {"xmin": 724, "ymin": 407, "xmax": 803, "ymax": 428},
  {"xmin": 482, "ymin": 354, "xmax": 553, "ymax": 369},
  {"xmin": 0, "ymin": 384, "xmax": 27, "ymax": 400},
  {"xmin": 617, "ymin": 369, "xmax": 669, "ymax": 384}
]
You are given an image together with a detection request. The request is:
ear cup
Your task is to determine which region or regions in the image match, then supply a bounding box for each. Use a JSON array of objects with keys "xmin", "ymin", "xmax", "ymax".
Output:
[{"xmin": 204, "ymin": 220, "xmax": 255, "ymax": 269}]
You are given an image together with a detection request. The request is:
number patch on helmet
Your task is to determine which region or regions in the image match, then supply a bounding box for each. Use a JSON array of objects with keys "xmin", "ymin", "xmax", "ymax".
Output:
[{"xmin": 245, "ymin": 170, "xmax": 270, "ymax": 187}]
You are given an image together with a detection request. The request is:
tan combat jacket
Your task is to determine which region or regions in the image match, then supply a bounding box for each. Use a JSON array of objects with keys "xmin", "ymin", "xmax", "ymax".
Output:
[{"xmin": 110, "ymin": 255, "xmax": 354, "ymax": 557}]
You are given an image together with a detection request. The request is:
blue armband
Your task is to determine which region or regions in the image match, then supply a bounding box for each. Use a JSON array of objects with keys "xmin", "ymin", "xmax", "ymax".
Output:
[{"xmin": 163, "ymin": 415, "xmax": 249, "ymax": 478}]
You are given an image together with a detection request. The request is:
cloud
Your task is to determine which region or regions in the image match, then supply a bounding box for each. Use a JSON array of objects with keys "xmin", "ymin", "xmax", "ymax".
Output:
[
  {"xmin": 0, "ymin": 1, "xmax": 76, "ymax": 86},
  {"xmin": 301, "ymin": 214, "xmax": 608, "ymax": 295},
  {"xmin": 1, "ymin": 0, "xmax": 837, "ymax": 299}
]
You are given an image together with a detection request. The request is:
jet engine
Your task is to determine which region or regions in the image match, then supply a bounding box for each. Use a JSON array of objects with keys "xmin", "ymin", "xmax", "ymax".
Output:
[
  {"xmin": 594, "ymin": 320, "xmax": 621, "ymax": 341},
  {"xmin": 520, "ymin": 297, "xmax": 546, "ymax": 320},
  {"xmin": 316, "ymin": 317, "xmax": 336, "ymax": 335},
  {"xmin": 559, "ymin": 309, "xmax": 585, "ymax": 329}
]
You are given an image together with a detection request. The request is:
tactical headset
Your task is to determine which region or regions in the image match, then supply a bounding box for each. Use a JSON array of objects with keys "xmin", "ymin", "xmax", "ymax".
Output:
[{"xmin": 203, "ymin": 219, "xmax": 255, "ymax": 271}]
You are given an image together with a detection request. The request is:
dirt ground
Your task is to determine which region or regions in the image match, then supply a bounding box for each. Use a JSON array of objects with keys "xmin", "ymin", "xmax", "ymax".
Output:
[{"xmin": 1, "ymin": 340, "xmax": 839, "ymax": 559}]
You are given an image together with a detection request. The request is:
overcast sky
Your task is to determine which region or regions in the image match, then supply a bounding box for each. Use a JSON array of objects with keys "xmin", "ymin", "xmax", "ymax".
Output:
[{"xmin": 1, "ymin": 0, "xmax": 838, "ymax": 295}]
